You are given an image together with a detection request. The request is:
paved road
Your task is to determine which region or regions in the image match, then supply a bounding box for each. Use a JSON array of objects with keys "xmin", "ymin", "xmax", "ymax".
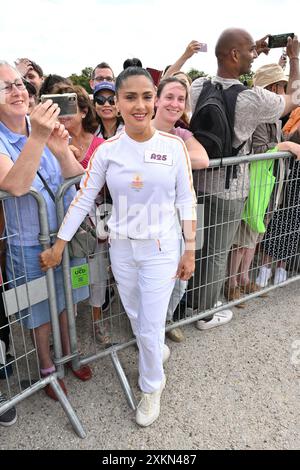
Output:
[{"xmin": 1, "ymin": 281, "xmax": 299, "ymax": 450}]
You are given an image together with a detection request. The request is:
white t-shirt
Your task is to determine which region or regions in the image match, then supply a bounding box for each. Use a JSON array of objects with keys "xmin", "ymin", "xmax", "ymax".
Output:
[{"xmin": 58, "ymin": 130, "xmax": 196, "ymax": 241}]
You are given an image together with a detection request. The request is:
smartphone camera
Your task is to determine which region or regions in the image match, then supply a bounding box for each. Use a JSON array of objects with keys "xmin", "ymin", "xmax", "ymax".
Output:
[
  {"xmin": 40, "ymin": 93, "xmax": 78, "ymax": 117},
  {"xmin": 268, "ymin": 33, "xmax": 295, "ymax": 48}
]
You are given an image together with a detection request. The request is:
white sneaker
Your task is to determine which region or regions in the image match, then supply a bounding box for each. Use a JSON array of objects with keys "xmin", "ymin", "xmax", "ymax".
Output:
[
  {"xmin": 196, "ymin": 309, "xmax": 233, "ymax": 330},
  {"xmin": 136, "ymin": 375, "xmax": 166, "ymax": 427},
  {"xmin": 166, "ymin": 327, "xmax": 185, "ymax": 343},
  {"xmin": 163, "ymin": 344, "xmax": 170, "ymax": 364},
  {"xmin": 274, "ymin": 267, "xmax": 287, "ymax": 285},
  {"xmin": 256, "ymin": 266, "xmax": 272, "ymax": 288}
]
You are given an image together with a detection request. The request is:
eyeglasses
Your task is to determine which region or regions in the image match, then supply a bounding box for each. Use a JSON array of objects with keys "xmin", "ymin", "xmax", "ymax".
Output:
[
  {"xmin": 0, "ymin": 79, "xmax": 26, "ymax": 94},
  {"xmin": 94, "ymin": 76, "xmax": 114, "ymax": 83},
  {"xmin": 94, "ymin": 95, "xmax": 115, "ymax": 106}
]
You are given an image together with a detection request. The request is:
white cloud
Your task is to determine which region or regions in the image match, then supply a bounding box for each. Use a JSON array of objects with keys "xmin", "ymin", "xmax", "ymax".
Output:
[{"xmin": 0, "ymin": 0, "xmax": 299, "ymax": 77}]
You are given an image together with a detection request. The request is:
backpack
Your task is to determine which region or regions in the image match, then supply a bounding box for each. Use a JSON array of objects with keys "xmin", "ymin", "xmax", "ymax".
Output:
[{"xmin": 190, "ymin": 80, "xmax": 247, "ymax": 188}]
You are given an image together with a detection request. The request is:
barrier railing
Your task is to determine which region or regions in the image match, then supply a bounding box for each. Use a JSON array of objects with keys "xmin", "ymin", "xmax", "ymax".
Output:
[
  {"xmin": 2, "ymin": 150, "xmax": 298, "ymax": 436},
  {"xmin": 0, "ymin": 189, "xmax": 85, "ymax": 438},
  {"xmin": 54, "ymin": 151, "xmax": 300, "ymax": 411}
]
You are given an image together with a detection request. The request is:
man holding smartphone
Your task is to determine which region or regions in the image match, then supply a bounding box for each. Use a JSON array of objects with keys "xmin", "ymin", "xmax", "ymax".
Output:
[{"xmin": 189, "ymin": 29, "xmax": 299, "ymax": 329}]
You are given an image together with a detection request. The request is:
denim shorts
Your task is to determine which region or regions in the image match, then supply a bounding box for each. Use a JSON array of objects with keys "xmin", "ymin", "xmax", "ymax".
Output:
[{"xmin": 6, "ymin": 244, "xmax": 89, "ymax": 329}]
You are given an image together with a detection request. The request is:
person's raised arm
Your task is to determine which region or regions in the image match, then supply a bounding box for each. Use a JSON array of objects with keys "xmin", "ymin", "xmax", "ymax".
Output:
[
  {"xmin": 163, "ymin": 40, "xmax": 202, "ymax": 79},
  {"xmin": 0, "ymin": 100, "xmax": 60, "ymax": 196},
  {"xmin": 286, "ymin": 35, "xmax": 300, "ymax": 95},
  {"xmin": 255, "ymin": 34, "xmax": 270, "ymax": 56},
  {"xmin": 280, "ymin": 35, "xmax": 300, "ymax": 117}
]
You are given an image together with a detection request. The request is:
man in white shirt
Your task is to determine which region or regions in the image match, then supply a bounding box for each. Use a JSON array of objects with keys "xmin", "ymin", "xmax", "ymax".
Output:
[{"xmin": 188, "ymin": 28, "xmax": 299, "ymax": 329}]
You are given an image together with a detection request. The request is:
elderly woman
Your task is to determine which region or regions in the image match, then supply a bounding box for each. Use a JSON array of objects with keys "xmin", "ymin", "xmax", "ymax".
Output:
[{"xmin": 0, "ymin": 61, "xmax": 92, "ymax": 400}]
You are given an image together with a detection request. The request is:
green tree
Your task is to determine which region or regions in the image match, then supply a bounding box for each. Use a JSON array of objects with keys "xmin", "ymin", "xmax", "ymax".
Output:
[
  {"xmin": 187, "ymin": 68, "xmax": 208, "ymax": 82},
  {"xmin": 239, "ymin": 71, "xmax": 254, "ymax": 87},
  {"xmin": 68, "ymin": 67, "xmax": 93, "ymax": 93}
]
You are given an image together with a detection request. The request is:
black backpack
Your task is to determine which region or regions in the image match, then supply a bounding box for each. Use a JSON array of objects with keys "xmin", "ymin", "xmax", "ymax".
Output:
[{"xmin": 190, "ymin": 80, "xmax": 247, "ymax": 188}]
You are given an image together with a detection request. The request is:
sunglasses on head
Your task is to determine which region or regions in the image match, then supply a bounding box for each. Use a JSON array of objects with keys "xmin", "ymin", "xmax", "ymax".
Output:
[{"xmin": 94, "ymin": 95, "xmax": 115, "ymax": 106}]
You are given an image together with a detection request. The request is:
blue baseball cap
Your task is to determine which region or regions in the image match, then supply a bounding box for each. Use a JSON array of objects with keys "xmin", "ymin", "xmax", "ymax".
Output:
[{"xmin": 93, "ymin": 81, "xmax": 115, "ymax": 95}]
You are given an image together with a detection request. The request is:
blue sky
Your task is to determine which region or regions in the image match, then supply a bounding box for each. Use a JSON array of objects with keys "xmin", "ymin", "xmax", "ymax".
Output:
[{"xmin": 0, "ymin": 0, "xmax": 299, "ymax": 77}]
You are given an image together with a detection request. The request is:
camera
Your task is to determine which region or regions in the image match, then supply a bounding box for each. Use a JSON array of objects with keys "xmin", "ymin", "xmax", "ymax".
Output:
[
  {"xmin": 268, "ymin": 33, "xmax": 295, "ymax": 48},
  {"xmin": 40, "ymin": 93, "xmax": 78, "ymax": 117}
]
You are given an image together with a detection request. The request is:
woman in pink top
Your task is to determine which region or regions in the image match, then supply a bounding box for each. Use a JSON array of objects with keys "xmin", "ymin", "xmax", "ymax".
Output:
[
  {"xmin": 53, "ymin": 83, "xmax": 110, "ymax": 344},
  {"xmin": 152, "ymin": 77, "xmax": 208, "ymax": 343},
  {"xmin": 153, "ymin": 77, "xmax": 208, "ymax": 170}
]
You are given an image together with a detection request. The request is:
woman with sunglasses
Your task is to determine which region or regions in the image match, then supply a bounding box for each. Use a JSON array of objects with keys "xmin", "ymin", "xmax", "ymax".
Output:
[
  {"xmin": 40, "ymin": 66, "xmax": 197, "ymax": 427},
  {"xmin": 93, "ymin": 82, "xmax": 123, "ymax": 140}
]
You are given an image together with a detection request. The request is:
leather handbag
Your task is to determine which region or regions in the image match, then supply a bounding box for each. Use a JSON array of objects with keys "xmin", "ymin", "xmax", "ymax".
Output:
[{"xmin": 37, "ymin": 172, "xmax": 97, "ymax": 258}]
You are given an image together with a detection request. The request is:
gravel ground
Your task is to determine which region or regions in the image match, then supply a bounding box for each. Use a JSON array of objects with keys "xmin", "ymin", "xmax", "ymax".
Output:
[{"xmin": 1, "ymin": 281, "xmax": 300, "ymax": 450}]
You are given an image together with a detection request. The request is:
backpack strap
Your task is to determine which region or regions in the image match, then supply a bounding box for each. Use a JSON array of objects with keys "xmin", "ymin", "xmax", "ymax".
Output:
[{"xmin": 222, "ymin": 84, "xmax": 247, "ymax": 188}]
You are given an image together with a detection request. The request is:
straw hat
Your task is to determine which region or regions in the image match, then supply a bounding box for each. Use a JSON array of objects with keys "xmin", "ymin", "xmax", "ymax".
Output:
[{"xmin": 253, "ymin": 63, "xmax": 288, "ymax": 88}]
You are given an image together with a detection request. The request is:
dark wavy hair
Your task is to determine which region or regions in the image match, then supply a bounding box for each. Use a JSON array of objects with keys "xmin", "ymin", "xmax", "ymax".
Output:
[
  {"xmin": 115, "ymin": 67, "xmax": 154, "ymax": 95},
  {"xmin": 123, "ymin": 58, "xmax": 143, "ymax": 70},
  {"xmin": 52, "ymin": 83, "xmax": 98, "ymax": 134},
  {"xmin": 39, "ymin": 74, "xmax": 72, "ymax": 98}
]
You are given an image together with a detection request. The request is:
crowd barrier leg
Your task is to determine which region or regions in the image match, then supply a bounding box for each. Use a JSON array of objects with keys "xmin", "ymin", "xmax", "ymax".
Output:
[
  {"xmin": 48, "ymin": 374, "xmax": 86, "ymax": 438},
  {"xmin": 110, "ymin": 349, "xmax": 137, "ymax": 410},
  {"xmin": 0, "ymin": 189, "xmax": 86, "ymax": 438}
]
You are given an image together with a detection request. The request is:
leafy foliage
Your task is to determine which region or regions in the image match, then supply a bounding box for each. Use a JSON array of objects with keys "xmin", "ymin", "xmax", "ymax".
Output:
[
  {"xmin": 68, "ymin": 67, "xmax": 93, "ymax": 92},
  {"xmin": 187, "ymin": 68, "xmax": 209, "ymax": 82},
  {"xmin": 239, "ymin": 71, "xmax": 254, "ymax": 87}
]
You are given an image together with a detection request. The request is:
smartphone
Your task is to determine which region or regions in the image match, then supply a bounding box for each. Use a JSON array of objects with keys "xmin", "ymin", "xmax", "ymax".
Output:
[
  {"xmin": 268, "ymin": 33, "xmax": 294, "ymax": 48},
  {"xmin": 198, "ymin": 43, "xmax": 207, "ymax": 52},
  {"xmin": 40, "ymin": 93, "xmax": 77, "ymax": 117},
  {"xmin": 146, "ymin": 68, "xmax": 163, "ymax": 87}
]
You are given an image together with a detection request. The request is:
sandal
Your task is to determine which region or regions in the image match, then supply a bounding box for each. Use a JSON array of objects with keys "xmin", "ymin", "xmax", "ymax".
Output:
[
  {"xmin": 239, "ymin": 282, "xmax": 261, "ymax": 294},
  {"xmin": 224, "ymin": 285, "xmax": 246, "ymax": 309}
]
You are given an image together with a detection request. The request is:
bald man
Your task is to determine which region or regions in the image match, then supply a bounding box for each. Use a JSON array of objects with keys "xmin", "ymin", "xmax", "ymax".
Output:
[{"xmin": 188, "ymin": 28, "xmax": 299, "ymax": 329}]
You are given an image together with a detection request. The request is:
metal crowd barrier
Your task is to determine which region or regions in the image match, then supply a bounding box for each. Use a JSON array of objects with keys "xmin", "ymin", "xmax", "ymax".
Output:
[
  {"xmin": 2, "ymin": 150, "xmax": 299, "ymax": 436},
  {"xmin": 55, "ymin": 178, "xmax": 136, "ymax": 410},
  {"xmin": 54, "ymin": 150, "xmax": 300, "ymax": 413},
  {"xmin": 0, "ymin": 189, "xmax": 85, "ymax": 438}
]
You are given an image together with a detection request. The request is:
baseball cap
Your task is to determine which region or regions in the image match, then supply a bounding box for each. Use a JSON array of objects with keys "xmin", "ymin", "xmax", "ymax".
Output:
[
  {"xmin": 93, "ymin": 81, "xmax": 115, "ymax": 95},
  {"xmin": 253, "ymin": 64, "xmax": 288, "ymax": 88}
]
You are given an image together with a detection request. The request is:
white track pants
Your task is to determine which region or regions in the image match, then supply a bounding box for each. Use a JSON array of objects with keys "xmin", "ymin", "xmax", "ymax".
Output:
[{"xmin": 109, "ymin": 237, "xmax": 180, "ymax": 393}]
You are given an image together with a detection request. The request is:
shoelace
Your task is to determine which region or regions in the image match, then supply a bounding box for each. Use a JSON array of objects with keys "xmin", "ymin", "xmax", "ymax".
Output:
[
  {"xmin": 0, "ymin": 393, "xmax": 8, "ymax": 405},
  {"xmin": 138, "ymin": 394, "xmax": 153, "ymax": 414}
]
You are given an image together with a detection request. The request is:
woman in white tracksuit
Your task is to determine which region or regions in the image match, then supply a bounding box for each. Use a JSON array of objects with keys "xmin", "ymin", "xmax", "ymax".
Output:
[{"xmin": 40, "ymin": 67, "xmax": 196, "ymax": 427}]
